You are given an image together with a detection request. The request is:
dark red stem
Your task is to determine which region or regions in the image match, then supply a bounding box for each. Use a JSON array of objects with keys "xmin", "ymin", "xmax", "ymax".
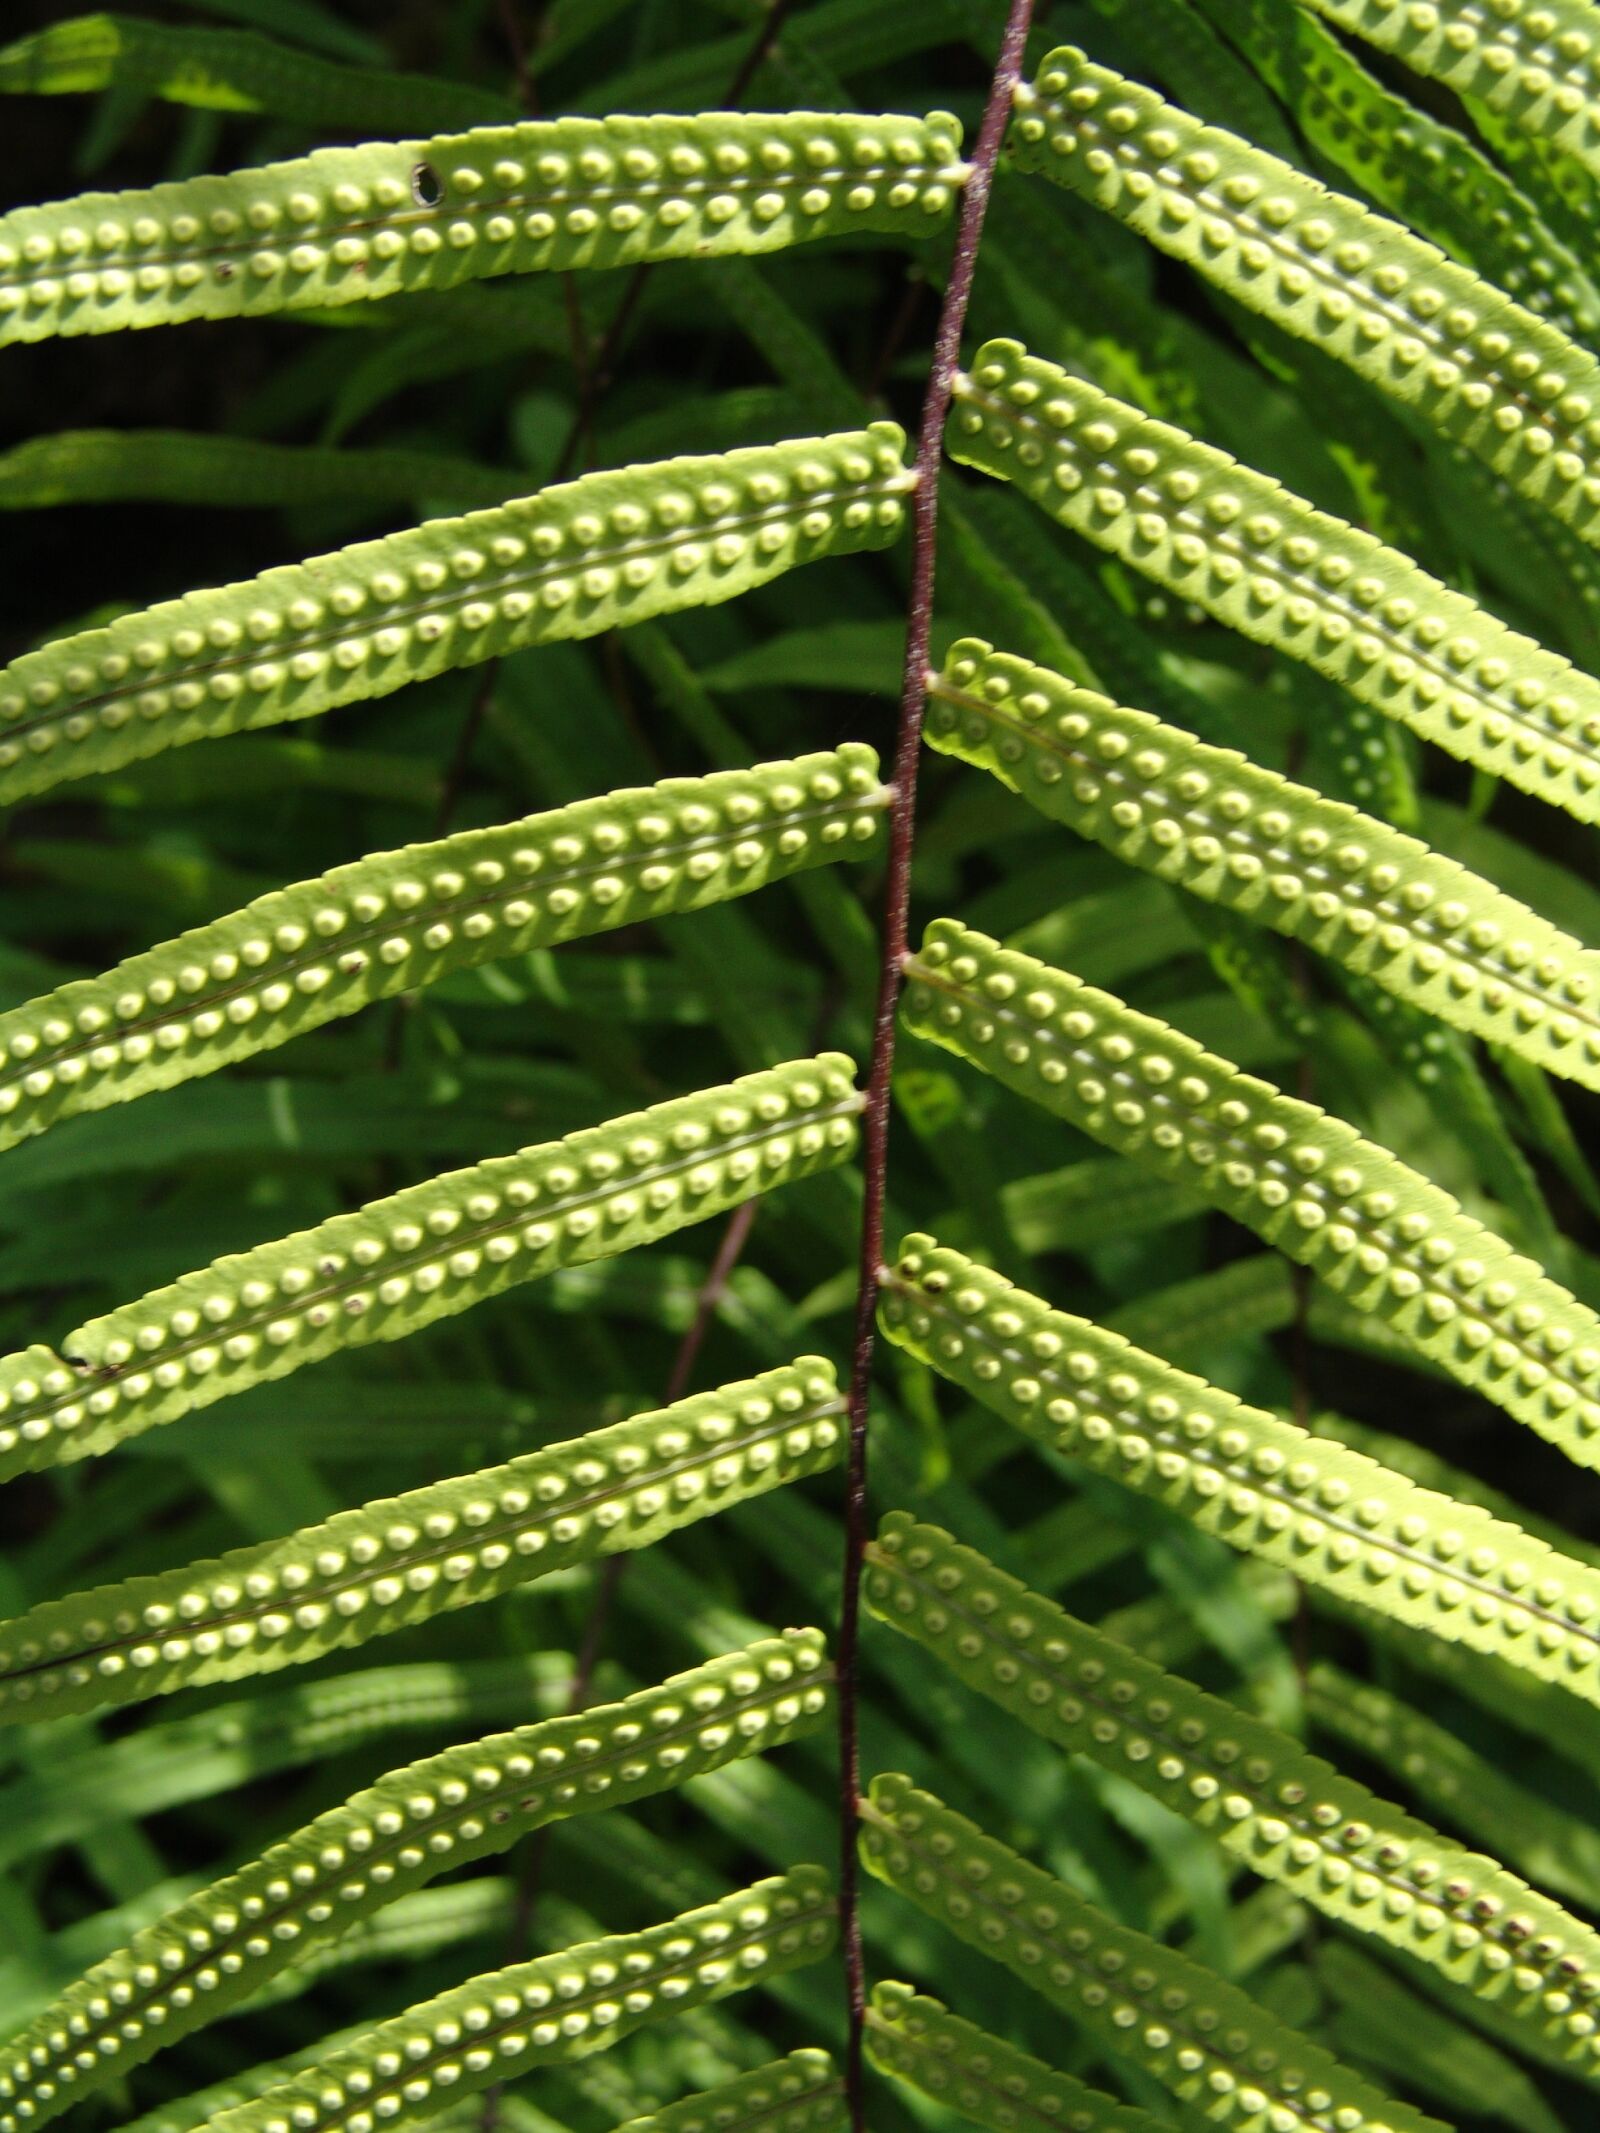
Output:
[{"xmin": 834, "ymin": 5, "xmax": 1035, "ymax": 2126}]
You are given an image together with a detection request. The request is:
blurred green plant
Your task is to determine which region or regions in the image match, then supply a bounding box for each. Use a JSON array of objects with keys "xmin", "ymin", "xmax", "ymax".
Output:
[{"xmin": 0, "ymin": 5, "xmax": 1597, "ymax": 2133}]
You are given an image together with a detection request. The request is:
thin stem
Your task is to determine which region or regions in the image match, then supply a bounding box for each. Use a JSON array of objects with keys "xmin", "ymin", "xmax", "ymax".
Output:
[{"xmin": 834, "ymin": 6, "xmax": 1036, "ymax": 2128}]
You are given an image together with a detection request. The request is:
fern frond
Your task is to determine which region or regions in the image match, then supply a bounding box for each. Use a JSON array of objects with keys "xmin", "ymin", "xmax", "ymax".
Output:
[
  {"xmin": 928, "ymin": 639, "xmax": 1600, "ymax": 1088},
  {"xmin": 865, "ymin": 1982, "xmax": 1166, "ymax": 2133},
  {"xmin": 612, "ymin": 2051, "xmax": 843, "ymax": 2133},
  {"xmin": 0, "ymin": 430, "xmax": 514, "ymax": 513},
  {"xmin": 119, "ymin": 2068, "xmax": 563, "ymax": 2133},
  {"xmin": 1308, "ymin": 1660, "xmax": 1600, "ymax": 1913},
  {"xmin": 1086, "ymin": 0, "xmax": 1304, "ymax": 162},
  {"xmin": 1010, "ymin": 47, "xmax": 1600, "ymax": 547},
  {"xmin": 1192, "ymin": 0, "xmax": 1600, "ymax": 333},
  {"xmin": 1001, "ymin": 1154, "xmax": 1204, "ymax": 1257},
  {"xmin": 880, "ymin": 1235, "xmax": 1600, "ymax": 1704},
  {"xmin": 0, "ymin": 750, "xmax": 885, "ymax": 1154},
  {"xmin": 865, "ymin": 1513, "xmax": 1600, "ymax": 2062},
  {"xmin": 239, "ymin": 1879, "xmax": 515, "ymax": 2010},
  {"xmin": 1463, "ymin": 92, "xmax": 1600, "ymax": 262},
  {"xmin": 0, "ymin": 1655, "xmax": 578, "ymax": 1872},
  {"xmin": 1301, "ymin": 0, "xmax": 1600, "ymax": 182},
  {"xmin": 901, "ymin": 920, "xmax": 1600, "ymax": 1459},
  {"xmin": 0, "ymin": 13, "xmax": 516, "ymax": 131},
  {"xmin": 0, "ymin": 1360, "xmax": 843, "ymax": 1722},
  {"xmin": 0, "ymin": 1635, "xmax": 830, "ymax": 2129},
  {"xmin": 165, "ymin": 1869, "xmax": 833, "ymax": 2133},
  {"xmin": 859, "ymin": 1774, "xmax": 1440, "ymax": 2133},
  {"xmin": 0, "ymin": 1053, "xmax": 860, "ymax": 1476},
  {"xmin": 1314, "ymin": 1406, "xmax": 1600, "ymax": 1567},
  {"xmin": 0, "ymin": 430, "xmax": 911, "ymax": 808},
  {"xmin": 946, "ymin": 341, "xmax": 1600, "ymax": 822},
  {"xmin": 0, "ymin": 109, "xmax": 965, "ymax": 345}
]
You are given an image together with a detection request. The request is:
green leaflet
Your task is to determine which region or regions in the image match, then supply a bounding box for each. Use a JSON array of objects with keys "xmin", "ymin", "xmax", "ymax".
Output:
[
  {"xmin": 1313, "ymin": 1942, "xmax": 1570, "ymax": 2133},
  {"xmin": 0, "ymin": 749, "xmax": 886, "ymax": 1154},
  {"xmin": 1464, "ymin": 93, "xmax": 1600, "ymax": 262},
  {"xmin": 865, "ymin": 1514, "xmax": 1600, "ymax": 2067},
  {"xmin": 0, "ymin": 430, "xmax": 514, "ymax": 513},
  {"xmin": 1084, "ymin": 0, "xmax": 1303, "ymax": 163},
  {"xmin": 0, "ymin": 1359, "xmax": 844, "ymax": 1722},
  {"xmin": 612, "ymin": 2051, "xmax": 843, "ymax": 2133},
  {"xmin": 0, "ymin": 428, "xmax": 912, "ymax": 808},
  {"xmin": 188, "ymin": 1868, "xmax": 834, "ymax": 2133},
  {"xmin": 0, "ymin": 14, "xmax": 515, "ymax": 131},
  {"xmin": 1308, "ymin": 1660, "xmax": 1600, "ymax": 1914},
  {"xmin": 0, "ymin": 1053, "xmax": 861, "ymax": 1476},
  {"xmin": 859, "ymin": 1775, "xmax": 1439, "ymax": 2133},
  {"xmin": 1192, "ymin": 0, "xmax": 1600, "ymax": 334},
  {"xmin": 945, "ymin": 341, "xmax": 1600, "ymax": 823},
  {"xmin": 126, "ymin": 2071, "xmax": 558, "ymax": 2133},
  {"xmin": 0, "ymin": 1634, "xmax": 832, "ymax": 2132},
  {"xmin": 237, "ymin": 1881, "xmax": 513, "ymax": 2010},
  {"xmin": 1332, "ymin": 970, "xmax": 1562, "ymax": 1259},
  {"xmin": 1009, "ymin": 49, "xmax": 1600, "ymax": 550},
  {"xmin": 1314, "ymin": 1406, "xmax": 1600, "ymax": 1568},
  {"xmin": 927, "ymin": 639, "xmax": 1600, "ymax": 1090},
  {"xmin": 864, "ymin": 1982, "xmax": 1167, "ymax": 2133},
  {"xmin": 901, "ymin": 919, "xmax": 1600, "ymax": 1460},
  {"xmin": 1301, "ymin": 0, "xmax": 1600, "ymax": 183},
  {"xmin": 880, "ymin": 1235, "xmax": 1600, "ymax": 1706},
  {"xmin": 0, "ymin": 109, "xmax": 964, "ymax": 345},
  {"xmin": 0, "ymin": 1656, "xmax": 578, "ymax": 1871}
]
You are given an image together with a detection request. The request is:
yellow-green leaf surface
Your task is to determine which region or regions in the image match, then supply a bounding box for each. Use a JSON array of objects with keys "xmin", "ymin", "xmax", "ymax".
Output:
[
  {"xmin": 188, "ymin": 1868, "xmax": 835, "ymax": 2133},
  {"xmin": 928, "ymin": 639, "xmax": 1600, "ymax": 1088},
  {"xmin": 0, "ymin": 109, "xmax": 965, "ymax": 343},
  {"xmin": 1010, "ymin": 46, "xmax": 1600, "ymax": 547},
  {"xmin": 1301, "ymin": 0, "xmax": 1600, "ymax": 183},
  {"xmin": 865, "ymin": 1983, "xmax": 1167, "ymax": 2133},
  {"xmin": 613, "ymin": 2052, "xmax": 844, "ymax": 2133},
  {"xmin": 861, "ymin": 1775, "xmax": 1440, "ymax": 2133},
  {"xmin": 0, "ymin": 1635, "xmax": 831, "ymax": 2131},
  {"xmin": 901, "ymin": 921, "xmax": 1600, "ymax": 1461},
  {"xmin": 0, "ymin": 1053, "xmax": 860, "ymax": 1476},
  {"xmin": 866, "ymin": 1513, "xmax": 1600, "ymax": 2068},
  {"xmin": 946, "ymin": 340, "xmax": 1600, "ymax": 822},
  {"xmin": 0, "ymin": 428, "xmax": 912, "ymax": 808},
  {"xmin": 0, "ymin": 748, "xmax": 886, "ymax": 1154},
  {"xmin": 0, "ymin": 1361, "xmax": 843, "ymax": 1722},
  {"xmin": 1307, "ymin": 1660, "xmax": 1600, "ymax": 1913},
  {"xmin": 881, "ymin": 1235, "xmax": 1600, "ymax": 1705},
  {"xmin": 1194, "ymin": 0, "xmax": 1600, "ymax": 333}
]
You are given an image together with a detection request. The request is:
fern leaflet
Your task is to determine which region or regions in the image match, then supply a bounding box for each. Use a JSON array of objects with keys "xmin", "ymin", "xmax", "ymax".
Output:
[
  {"xmin": 860, "ymin": 1774, "xmax": 1441, "ymax": 2133},
  {"xmin": 946, "ymin": 340, "xmax": 1600, "ymax": 822},
  {"xmin": 866, "ymin": 1512, "xmax": 1600, "ymax": 2068},
  {"xmin": 0, "ymin": 750, "xmax": 885, "ymax": 1153},
  {"xmin": 0, "ymin": 430, "xmax": 910, "ymax": 808},
  {"xmin": 902, "ymin": 920, "xmax": 1600, "ymax": 1460},
  {"xmin": 0, "ymin": 1360, "xmax": 843, "ymax": 1721},
  {"xmin": 0, "ymin": 111, "xmax": 965, "ymax": 341},
  {"xmin": 0, "ymin": 1635, "xmax": 830, "ymax": 2129}
]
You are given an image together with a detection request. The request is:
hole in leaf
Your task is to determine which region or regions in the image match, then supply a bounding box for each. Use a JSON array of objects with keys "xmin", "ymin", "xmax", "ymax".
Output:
[{"xmin": 411, "ymin": 162, "xmax": 443, "ymax": 208}]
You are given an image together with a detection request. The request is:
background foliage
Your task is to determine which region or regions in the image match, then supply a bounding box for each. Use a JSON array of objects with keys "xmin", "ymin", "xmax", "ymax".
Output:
[{"xmin": 2, "ymin": 3, "xmax": 1598, "ymax": 2133}]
